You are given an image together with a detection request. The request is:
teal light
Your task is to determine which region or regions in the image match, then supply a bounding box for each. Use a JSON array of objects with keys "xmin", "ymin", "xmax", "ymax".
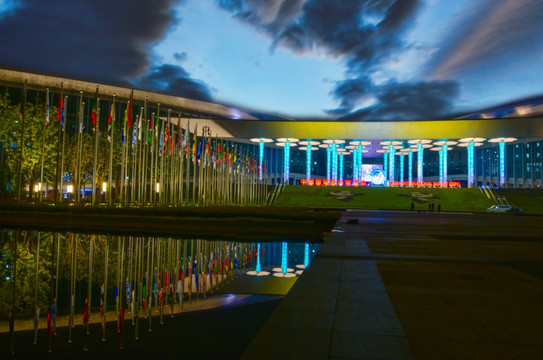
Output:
[
  {"xmin": 259, "ymin": 141, "xmax": 264, "ymax": 180},
  {"xmin": 256, "ymin": 243, "xmax": 261, "ymax": 272},
  {"xmin": 383, "ymin": 152, "xmax": 388, "ymax": 179},
  {"xmin": 281, "ymin": 242, "xmax": 287, "ymax": 273},
  {"xmin": 439, "ymin": 148, "xmax": 444, "ymax": 186},
  {"xmin": 339, "ymin": 154, "xmax": 344, "ymax": 181},
  {"xmin": 283, "ymin": 142, "xmax": 290, "ymax": 183},
  {"xmin": 417, "ymin": 143, "xmax": 423, "ymax": 185},
  {"xmin": 306, "ymin": 144, "xmax": 312, "ymax": 180},
  {"xmin": 499, "ymin": 141, "xmax": 505, "ymax": 186},
  {"xmin": 332, "ymin": 144, "xmax": 338, "ymax": 183},
  {"xmin": 468, "ymin": 142, "xmax": 474, "ymax": 187},
  {"xmin": 408, "ymin": 151, "xmax": 413, "ymax": 186},
  {"xmin": 358, "ymin": 145, "xmax": 363, "ymax": 182},
  {"xmin": 327, "ymin": 147, "xmax": 331, "ymax": 183},
  {"xmin": 443, "ymin": 145, "xmax": 448, "ymax": 186},
  {"xmin": 388, "ymin": 144, "xmax": 395, "ymax": 185},
  {"xmin": 400, "ymin": 154, "xmax": 404, "ymax": 187},
  {"xmin": 304, "ymin": 243, "xmax": 309, "ymax": 267}
]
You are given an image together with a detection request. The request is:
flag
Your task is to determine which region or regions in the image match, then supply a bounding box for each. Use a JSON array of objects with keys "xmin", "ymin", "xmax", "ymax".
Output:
[
  {"xmin": 91, "ymin": 100, "xmax": 97, "ymax": 127},
  {"xmin": 61, "ymin": 96, "xmax": 66, "ymax": 130},
  {"xmin": 45, "ymin": 90, "xmax": 50, "ymax": 125},
  {"xmin": 127, "ymin": 91, "xmax": 133, "ymax": 128},
  {"xmin": 137, "ymin": 107, "xmax": 143, "ymax": 141},
  {"xmin": 192, "ymin": 127, "xmax": 198, "ymax": 164},
  {"xmin": 107, "ymin": 101, "xmax": 115, "ymax": 142},
  {"xmin": 163, "ymin": 119, "xmax": 169, "ymax": 154},
  {"xmin": 56, "ymin": 95, "xmax": 62, "ymax": 122},
  {"xmin": 132, "ymin": 110, "xmax": 139, "ymax": 147},
  {"xmin": 148, "ymin": 113, "xmax": 154, "ymax": 145}
]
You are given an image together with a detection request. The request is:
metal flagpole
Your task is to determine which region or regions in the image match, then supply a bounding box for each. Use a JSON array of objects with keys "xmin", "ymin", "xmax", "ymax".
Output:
[
  {"xmin": 39, "ymin": 88, "xmax": 49, "ymax": 203},
  {"xmin": 75, "ymin": 93, "xmax": 83, "ymax": 203},
  {"xmin": 16, "ymin": 80, "xmax": 27, "ymax": 202},
  {"xmin": 108, "ymin": 95, "xmax": 116, "ymax": 206},
  {"xmin": 59, "ymin": 95, "xmax": 67, "ymax": 205},
  {"xmin": 91, "ymin": 87, "xmax": 100, "ymax": 205},
  {"xmin": 54, "ymin": 83, "xmax": 63, "ymax": 204}
]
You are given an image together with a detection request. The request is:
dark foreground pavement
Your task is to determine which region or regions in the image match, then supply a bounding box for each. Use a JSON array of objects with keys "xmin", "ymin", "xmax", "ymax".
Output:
[{"xmin": 242, "ymin": 211, "xmax": 543, "ymax": 359}]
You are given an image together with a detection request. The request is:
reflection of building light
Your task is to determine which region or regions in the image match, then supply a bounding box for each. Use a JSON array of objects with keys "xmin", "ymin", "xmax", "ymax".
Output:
[
  {"xmin": 281, "ymin": 242, "xmax": 287, "ymax": 273},
  {"xmin": 102, "ymin": 182, "xmax": 107, "ymax": 192},
  {"xmin": 156, "ymin": 183, "xmax": 160, "ymax": 193},
  {"xmin": 256, "ymin": 243, "xmax": 261, "ymax": 272},
  {"xmin": 304, "ymin": 243, "xmax": 309, "ymax": 268},
  {"xmin": 34, "ymin": 184, "xmax": 39, "ymax": 192},
  {"xmin": 67, "ymin": 185, "xmax": 73, "ymax": 193}
]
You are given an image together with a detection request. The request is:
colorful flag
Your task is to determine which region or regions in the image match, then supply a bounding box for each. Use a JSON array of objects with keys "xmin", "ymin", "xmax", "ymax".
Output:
[
  {"xmin": 127, "ymin": 91, "xmax": 133, "ymax": 128},
  {"xmin": 107, "ymin": 101, "xmax": 115, "ymax": 142},
  {"xmin": 137, "ymin": 107, "xmax": 143, "ymax": 141}
]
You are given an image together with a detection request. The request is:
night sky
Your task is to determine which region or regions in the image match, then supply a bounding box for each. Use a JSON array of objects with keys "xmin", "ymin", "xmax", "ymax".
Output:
[{"xmin": 1, "ymin": 0, "xmax": 542, "ymax": 119}]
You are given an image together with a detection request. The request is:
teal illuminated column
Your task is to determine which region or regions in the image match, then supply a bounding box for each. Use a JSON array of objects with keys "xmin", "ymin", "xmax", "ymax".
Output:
[
  {"xmin": 306, "ymin": 144, "xmax": 312, "ymax": 181},
  {"xmin": 388, "ymin": 144, "xmax": 395, "ymax": 185},
  {"xmin": 339, "ymin": 154, "xmax": 344, "ymax": 182},
  {"xmin": 284, "ymin": 142, "xmax": 290, "ymax": 183},
  {"xmin": 259, "ymin": 141, "xmax": 264, "ymax": 180},
  {"xmin": 383, "ymin": 152, "xmax": 388, "ymax": 178},
  {"xmin": 408, "ymin": 151, "xmax": 413, "ymax": 186},
  {"xmin": 468, "ymin": 142, "xmax": 475, "ymax": 187},
  {"xmin": 499, "ymin": 141, "xmax": 505, "ymax": 187},
  {"xmin": 281, "ymin": 242, "xmax": 288, "ymax": 273},
  {"xmin": 400, "ymin": 153, "xmax": 405, "ymax": 187},
  {"xmin": 358, "ymin": 145, "xmax": 363, "ymax": 182},
  {"xmin": 304, "ymin": 243, "xmax": 309, "ymax": 268},
  {"xmin": 417, "ymin": 143, "xmax": 423, "ymax": 186},
  {"xmin": 256, "ymin": 243, "xmax": 261, "ymax": 272},
  {"xmin": 352, "ymin": 148, "xmax": 358, "ymax": 182},
  {"xmin": 327, "ymin": 147, "xmax": 331, "ymax": 183},
  {"xmin": 438, "ymin": 148, "xmax": 444, "ymax": 186},
  {"xmin": 332, "ymin": 144, "xmax": 338, "ymax": 184},
  {"xmin": 443, "ymin": 145, "xmax": 448, "ymax": 186}
]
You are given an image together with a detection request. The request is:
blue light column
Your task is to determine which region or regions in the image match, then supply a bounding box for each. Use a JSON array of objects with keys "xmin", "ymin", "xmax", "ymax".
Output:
[
  {"xmin": 281, "ymin": 242, "xmax": 288, "ymax": 273},
  {"xmin": 339, "ymin": 154, "xmax": 344, "ymax": 182},
  {"xmin": 306, "ymin": 144, "xmax": 312, "ymax": 181},
  {"xmin": 327, "ymin": 147, "xmax": 331, "ymax": 183},
  {"xmin": 283, "ymin": 142, "xmax": 290, "ymax": 184},
  {"xmin": 408, "ymin": 151, "xmax": 413, "ymax": 186},
  {"xmin": 352, "ymin": 148, "xmax": 358, "ymax": 182},
  {"xmin": 443, "ymin": 145, "xmax": 448, "ymax": 186},
  {"xmin": 332, "ymin": 144, "xmax": 338, "ymax": 184},
  {"xmin": 259, "ymin": 141, "xmax": 264, "ymax": 180},
  {"xmin": 256, "ymin": 243, "xmax": 261, "ymax": 272},
  {"xmin": 358, "ymin": 145, "xmax": 363, "ymax": 183},
  {"xmin": 388, "ymin": 145, "xmax": 395, "ymax": 185},
  {"xmin": 400, "ymin": 154, "xmax": 404, "ymax": 187},
  {"xmin": 468, "ymin": 142, "xmax": 475, "ymax": 188},
  {"xmin": 439, "ymin": 149, "xmax": 444, "ymax": 187},
  {"xmin": 499, "ymin": 141, "xmax": 505, "ymax": 187},
  {"xmin": 304, "ymin": 243, "xmax": 309, "ymax": 268},
  {"xmin": 417, "ymin": 143, "xmax": 423, "ymax": 186},
  {"xmin": 384, "ymin": 152, "xmax": 388, "ymax": 179}
]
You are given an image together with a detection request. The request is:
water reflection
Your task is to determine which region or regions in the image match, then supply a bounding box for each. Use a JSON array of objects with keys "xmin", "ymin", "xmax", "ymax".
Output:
[{"xmin": 0, "ymin": 229, "xmax": 319, "ymax": 354}]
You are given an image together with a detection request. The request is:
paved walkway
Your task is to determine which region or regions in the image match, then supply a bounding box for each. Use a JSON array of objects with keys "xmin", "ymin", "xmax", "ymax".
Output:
[
  {"xmin": 242, "ymin": 210, "xmax": 543, "ymax": 359},
  {"xmin": 242, "ymin": 217, "xmax": 415, "ymax": 359}
]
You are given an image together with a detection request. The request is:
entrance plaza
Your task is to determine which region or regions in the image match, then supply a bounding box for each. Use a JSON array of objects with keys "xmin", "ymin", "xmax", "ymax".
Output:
[{"xmin": 2, "ymin": 69, "xmax": 543, "ymax": 359}]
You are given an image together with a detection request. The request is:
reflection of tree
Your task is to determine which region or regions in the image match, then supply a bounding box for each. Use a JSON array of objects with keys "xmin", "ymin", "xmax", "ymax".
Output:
[{"xmin": 0, "ymin": 231, "xmax": 120, "ymax": 319}]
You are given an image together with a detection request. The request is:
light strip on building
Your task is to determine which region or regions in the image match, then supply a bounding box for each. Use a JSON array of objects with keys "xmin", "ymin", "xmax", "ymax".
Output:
[
  {"xmin": 439, "ymin": 148, "xmax": 444, "ymax": 187},
  {"xmin": 384, "ymin": 152, "xmax": 388, "ymax": 180},
  {"xmin": 339, "ymin": 154, "xmax": 344, "ymax": 181},
  {"xmin": 327, "ymin": 147, "xmax": 331, "ymax": 183},
  {"xmin": 388, "ymin": 144, "xmax": 395, "ymax": 186},
  {"xmin": 352, "ymin": 148, "xmax": 358, "ymax": 182},
  {"xmin": 417, "ymin": 143, "xmax": 423, "ymax": 186},
  {"xmin": 499, "ymin": 141, "xmax": 505, "ymax": 187},
  {"xmin": 332, "ymin": 144, "xmax": 338, "ymax": 183},
  {"xmin": 468, "ymin": 142, "xmax": 474, "ymax": 188},
  {"xmin": 358, "ymin": 145, "xmax": 363, "ymax": 182},
  {"xmin": 443, "ymin": 145, "xmax": 448, "ymax": 186},
  {"xmin": 408, "ymin": 151, "xmax": 413, "ymax": 186},
  {"xmin": 306, "ymin": 144, "xmax": 312, "ymax": 181},
  {"xmin": 400, "ymin": 154, "xmax": 404, "ymax": 187},
  {"xmin": 283, "ymin": 142, "xmax": 290, "ymax": 183},
  {"xmin": 259, "ymin": 141, "xmax": 264, "ymax": 180}
]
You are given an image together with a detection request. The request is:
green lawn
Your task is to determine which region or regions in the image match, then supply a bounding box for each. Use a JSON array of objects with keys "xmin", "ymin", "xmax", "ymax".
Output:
[
  {"xmin": 495, "ymin": 189, "xmax": 543, "ymax": 212},
  {"xmin": 275, "ymin": 186, "xmax": 496, "ymax": 211}
]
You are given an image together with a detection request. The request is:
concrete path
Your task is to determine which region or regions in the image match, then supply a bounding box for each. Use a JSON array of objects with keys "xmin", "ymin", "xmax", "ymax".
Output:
[{"xmin": 242, "ymin": 210, "xmax": 543, "ymax": 359}]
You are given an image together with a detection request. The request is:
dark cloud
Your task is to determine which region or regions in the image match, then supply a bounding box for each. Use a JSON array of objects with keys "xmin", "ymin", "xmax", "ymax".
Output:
[
  {"xmin": 429, "ymin": 0, "xmax": 543, "ymax": 80},
  {"xmin": 217, "ymin": 0, "xmax": 455, "ymax": 120},
  {"xmin": 338, "ymin": 80, "xmax": 459, "ymax": 121},
  {"xmin": 0, "ymin": 0, "xmax": 212, "ymax": 103},
  {"xmin": 134, "ymin": 64, "xmax": 212, "ymax": 102}
]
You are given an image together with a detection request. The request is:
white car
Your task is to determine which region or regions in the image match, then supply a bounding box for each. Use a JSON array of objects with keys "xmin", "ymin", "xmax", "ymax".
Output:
[{"xmin": 487, "ymin": 204, "xmax": 512, "ymax": 213}]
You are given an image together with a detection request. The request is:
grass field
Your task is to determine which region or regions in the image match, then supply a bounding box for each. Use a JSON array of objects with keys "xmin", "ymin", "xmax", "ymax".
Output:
[
  {"xmin": 275, "ymin": 186, "xmax": 496, "ymax": 211},
  {"xmin": 496, "ymin": 188, "xmax": 543, "ymax": 212}
]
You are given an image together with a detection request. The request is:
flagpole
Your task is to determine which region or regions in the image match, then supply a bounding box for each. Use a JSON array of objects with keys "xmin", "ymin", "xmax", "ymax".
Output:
[
  {"xmin": 185, "ymin": 119, "xmax": 190, "ymax": 205},
  {"xmin": 153, "ymin": 104, "xmax": 161, "ymax": 206},
  {"xmin": 39, "ymin": 88, "xmax": 49, "ymax": 203},
  {"xmin": 108, "ymin": 95, "xmax": 116, "ymax": 206},
  {"xmin": 54, "ymin": 83, "xmax": 63, "ymax": 204},
  {"xmin": 91, "ymin": 85, "xmax": 100, "ymax": 206},
  {"xmin": 16, "ymin": 80, "xmax": 27, "ymax": 202},
  {"xmin": 192, "ymin": 124, "xmax": 198, "ymax": 206},
  {"xmin": 149, "ymin": 113, "xmax": 155, "ymax": 205},
  {"xmin": 142, "ymin": 97, "xmax": 148, "ymax": 204},
  {"xmin": 159, "ymin": 111, "xmax": 167, "ymax": 206},
  {"xmin": 59, "ymin": 95, "xmax": 68, "ymax": 204},
  {"xmin": 75, "ymin": 93, "xmax": 83, "ymax": 204}
]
